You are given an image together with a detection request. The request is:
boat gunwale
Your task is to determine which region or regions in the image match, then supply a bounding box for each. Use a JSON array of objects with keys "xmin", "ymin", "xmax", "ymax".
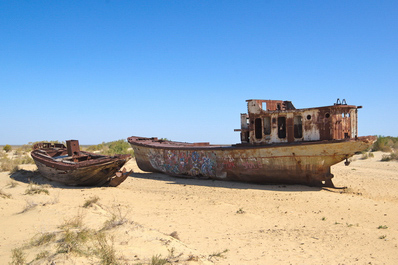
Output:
[{"xmin": 127, "ymin": 136, "xmax": 376, "ymax": 151}]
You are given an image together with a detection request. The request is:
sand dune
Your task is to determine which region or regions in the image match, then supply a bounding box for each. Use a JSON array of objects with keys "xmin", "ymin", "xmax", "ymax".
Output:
[{"xmin": 1, "ymin": 151, "xmax": 397, "ymax": 264}]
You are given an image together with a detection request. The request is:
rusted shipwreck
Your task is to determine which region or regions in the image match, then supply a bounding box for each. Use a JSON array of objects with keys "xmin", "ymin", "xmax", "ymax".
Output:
[
  {"xmin": 31, "ymin": 140, "xmax": 131, "ymax": 186},
  {"xmin": 128, "ymin": 99, "xmax": 376, "ymax": 187}
]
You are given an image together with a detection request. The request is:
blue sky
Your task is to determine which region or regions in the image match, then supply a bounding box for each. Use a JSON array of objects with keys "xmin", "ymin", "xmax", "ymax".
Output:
[{"xmin": 1, "ymin": 1, "xmax": 397, "ymax": 145}]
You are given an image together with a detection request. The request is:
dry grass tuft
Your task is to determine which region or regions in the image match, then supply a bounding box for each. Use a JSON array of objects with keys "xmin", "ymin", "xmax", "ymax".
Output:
[
  {"xmin": 95, "ymin": 232, "xmax": 119, "ymax": 265},
  {"xmin": 25, "ymin": 182, "xmax": 49, "ymax": 195},
  {"xmin": 83, "ymin": 196, "xmax": 100, "ymax": 208},
  {"xmin": 10, "ymin": 248, "xmax": 26, "ymax": 265},
  {"xmin": 30, "ymin": 232, "xmax": 57, "ymax": 246},
  {"xmin": 59, "ymin": 212, "xmax": 85, "ymax": 230},
  {"xmin": 19, "ymin": 200, "xmax": 38, "ymax": 213},
  {"xmin": 101, "ymin": 205, "xmax": 128, "ymax": 231}
]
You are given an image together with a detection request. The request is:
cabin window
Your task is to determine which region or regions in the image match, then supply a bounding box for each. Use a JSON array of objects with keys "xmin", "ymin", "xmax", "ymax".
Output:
[
  {"xmin": 277, "ymin": 103, "xmax": 281, "ymax": 110},
  {"xmin": 294, "ymin": 116, "xmax": 303, "ymax": 138},
  {"xmin": 263, "ymin": 117, "xmax": 271, "ymax": 135},
  {"xmin": 278, "ymin": 117, "xmax": 286, "ymax": 139},
  {"xmin": 325, "ymin": 113, "xmax": 330, "ymax": 118},
  {"xmin": 307, "ymin": 115, "xmax": 311, "ymax": 120},
  {"xmin": 255, "ymin": 118, "xmax": 262, "ymax": 139}
]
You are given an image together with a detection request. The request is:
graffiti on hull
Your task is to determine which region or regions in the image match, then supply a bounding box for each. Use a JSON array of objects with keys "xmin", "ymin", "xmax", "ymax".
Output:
[{"xmin": 148, "ymin": 149, "xmax": 217, "ymax": 177}]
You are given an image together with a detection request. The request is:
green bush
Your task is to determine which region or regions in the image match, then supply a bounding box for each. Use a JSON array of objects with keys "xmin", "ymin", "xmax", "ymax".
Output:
[
  {"xmin": 372, "ymin": 136, "xmax": 398, "ymax": 152},
  {"xmin": 3, "ymin": 144, "xmax": 12, "ymax": 153},
  {"xmin": 89, "ymin": 140, "xmax": 134, "ymax": 156}
]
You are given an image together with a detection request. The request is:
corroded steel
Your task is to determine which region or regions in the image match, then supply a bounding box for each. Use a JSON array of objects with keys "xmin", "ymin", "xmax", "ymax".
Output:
[
  {"xmin": 31, "ymin": 141, "xmax": 131, "ymax": 186},
  {"xmin": 128, "ymin": 136, "xmax": 375, "ymax": 187},
  {"xmin": 128, "ymin": 99, "xmax": 376, "ymax": 187}
]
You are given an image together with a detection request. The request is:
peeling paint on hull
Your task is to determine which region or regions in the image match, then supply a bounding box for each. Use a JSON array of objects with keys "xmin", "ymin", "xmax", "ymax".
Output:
[{"xmin": 128, "ymin": 136, "xmax": 376, "ymax": 187}]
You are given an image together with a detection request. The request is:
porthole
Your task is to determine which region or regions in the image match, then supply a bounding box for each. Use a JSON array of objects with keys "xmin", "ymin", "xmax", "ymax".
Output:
[
  {"xmin": 307, "ymin": 115, "xmax": 311, "ymax": 120},
  {"xmin": 325, "ymin": 113, "xmax": 330, "ymax": 118}
]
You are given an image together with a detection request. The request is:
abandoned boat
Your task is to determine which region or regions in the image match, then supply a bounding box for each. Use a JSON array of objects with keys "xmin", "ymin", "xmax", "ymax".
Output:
[
  {"xmin": 31, "ymin": 140, "xmax": 131, "ymax": 186},
  {"xmin": 128, "ymin": 99, "xmax": 376, "ymax": 187}
]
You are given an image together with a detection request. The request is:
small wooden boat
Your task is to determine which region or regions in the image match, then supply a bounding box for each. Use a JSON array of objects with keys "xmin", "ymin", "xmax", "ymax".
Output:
[
  {"xmin": 128, "ymin": 99, "xmax": 376, "ymax": 187},
  {"xmin": 31, "ymin": 140, "xmax": 131, "ymax": 186}
]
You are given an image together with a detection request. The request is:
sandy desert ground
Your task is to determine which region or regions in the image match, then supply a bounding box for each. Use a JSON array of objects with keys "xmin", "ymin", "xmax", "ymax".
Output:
[{"xmin": 1, "ymin": 151, "xmax": 397, "ymax": 264}]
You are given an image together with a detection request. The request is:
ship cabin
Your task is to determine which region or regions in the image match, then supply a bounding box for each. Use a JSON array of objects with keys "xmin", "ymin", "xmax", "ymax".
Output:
[{"xmin": 236, "ymin": 99, "xmax": 361, "ymax": 145}]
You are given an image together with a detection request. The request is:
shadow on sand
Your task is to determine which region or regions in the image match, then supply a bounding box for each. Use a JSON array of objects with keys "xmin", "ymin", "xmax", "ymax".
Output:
[
  {"xmin": 8, "ymin": 169, "xmax": 324, "ymax": 192},
  {"xmin": 9, "ymin": 170, "xmax": 101, "ymax": 190},
  {"xmin": 130, "ymin": 172, "xmax": 323, "ymax": 192}
]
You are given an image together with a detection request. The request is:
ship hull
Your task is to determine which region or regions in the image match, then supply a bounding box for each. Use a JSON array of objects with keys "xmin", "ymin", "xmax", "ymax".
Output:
[
  {"xmin": 128, "ymin": 136, "xmax": 375, "ymax": 187},
  {"xmin": 33, "ymin": 158, "xmax": 129, "ymax": 186},
  {"xmin": 31, "ymin": 142, "xmax": 131, "ymax": 186}
]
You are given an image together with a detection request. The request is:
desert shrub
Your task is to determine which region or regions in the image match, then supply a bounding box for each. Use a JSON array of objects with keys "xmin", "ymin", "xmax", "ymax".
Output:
[
  {"xmin": 360, "ymin": 151, "xmax": 374, "ymax": 160},
  {"xmin": 59, "ymin": 212, "xmax": 85, "ymax": 230},
  {"xmin": 15, "ymin": 144, "xmax": 32, "ymax": 154},
  {"xmin": 30, "ymin": 232, "xmax": 57, "ymax": 246},
  {"xmin": 95, "ymin": 232, "xmax": 119, "ymax": 265},
  {"xmin": 104, "ymin": 140, "xmax": 130, "ymax": 156},
  {"xmin": 0, "ymin": 154, "xmax": 34, "ymax": 172},
  {"xmin": 151, "ymin": 254, "xmax": 168, "ymax": 265},
  {"xmin": 372, "ymin": 136, "xmax": 398, "ymax": 152},
  {"xmin": 83, "ymin": 196, "xmax": 100, "ymax": 208},
  {"xmin": 57, "ymin": 228, "xmax": 94, "ymax": 255},
  {"xmin": 101, "ymin": 206, "xmax": 128, "ymax": 231},
  {"xmin": 86, "ymin": 143, "xmax": 105, "ymax": 152},
  {"xmin": 87, "ymin": 140, "xmax": 134, "ymax": 157},
  {"xmin": 3, "ymin": 144, "xmax": 12, "ymax": 152},
  {"xmin": 209, "ymin": 249, "xmax": 229, "ymax": 259},
  {"xmin": 25, "ymin": 183, "xmax": 50, "ymax": 195},
  {"xmin": 10, "ymin": 248, "xmax": 26, "ymax": 265},
  {"xmin": 381, "ymin": 152, "xmax": 398, "ymax": 162}
]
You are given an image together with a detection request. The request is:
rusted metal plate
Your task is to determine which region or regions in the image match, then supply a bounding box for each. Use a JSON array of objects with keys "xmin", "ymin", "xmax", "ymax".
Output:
[
  {"xmin": 127, "ymin": 98, "xmax": 376, "ymax": 187},
  {"xmin": 128, "ymin": 136, "xmax": 376, "ymax": 187}
]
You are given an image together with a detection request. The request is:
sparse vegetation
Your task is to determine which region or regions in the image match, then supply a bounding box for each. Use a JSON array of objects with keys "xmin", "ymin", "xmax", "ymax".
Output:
[
  {"xmin": 10, "ymin": 248, "xmax": 26, "ymax": 265},
  {"xmin": 87, "ymin": 139, "xmax": 134, "ymax": 157},
  {"xmin": 83, "ymin": 196, "xmax": 100, "ymax": 208},
  {"xmin": 35, "ymin": 251, "xmax": 50, "ymax": 261},
  {"xmin": 95, "ymin": 233, "xmax": 119, "ymax": 265},
  {"xmin": 360, "ymin": 151, "xmax": 374, "ymax": 160},
  {"xmin": 236, "ymin": 208, "xmax": 245, "ymax": 214},
  {"xmin": 60, "ymin": 212, "xmax": 85, "ymax": 229},
  {"xmin": 24, "ymin": 182, "xmax": 50, "ymax": 195},
  {"xmin": 102, "ymin": 206, "xmax": 128, "ymax": 231},
  {"xmin": 209, "ymin": 249, "xmax": 229, "ymax": 260},
  {"xmin": 0, "ymin": 154, "xmax": 34, "ymax": 172},
  {"xmin": 379, "ymin": 235, "xmax": 387, "ymax": 239},
  {"xmin": 20, "ymin": 200, "xmax": 38, "ymax": 213},
  {"xmin": 30, "ymin": 232, "xmax": 57, "ymax": 246},
  {"xmin": 381, "ymin": 152, "xmax": 398, "ymax": 162},
  {"xmin": 3, "ymin": 144, "xmax": 12, "ymax": 152},
  {"xmin": 378, "ymin": 225, "xmax": 388, "ymax": 229},
  {"xmin": 372, "ymin": 136, "xmax": 398, "ymax": 152},
  {"xmin": 150, "ymin": 254, "xmax": 168, "ymax": 265},
  {"xmin": 57, "ymin": 227, "xmax": 95, "ymax": 255}
]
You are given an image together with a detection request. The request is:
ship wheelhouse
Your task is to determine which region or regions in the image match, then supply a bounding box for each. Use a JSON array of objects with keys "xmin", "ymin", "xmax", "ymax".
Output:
[{"xmin": 236, "ymin": 99, "xmax": 360, "ymax": 145}]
